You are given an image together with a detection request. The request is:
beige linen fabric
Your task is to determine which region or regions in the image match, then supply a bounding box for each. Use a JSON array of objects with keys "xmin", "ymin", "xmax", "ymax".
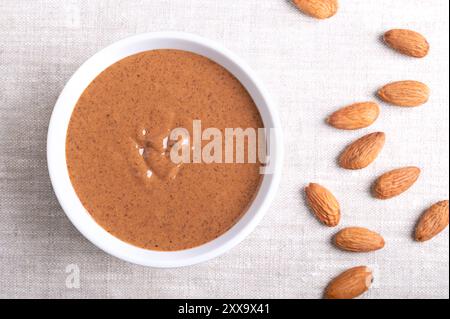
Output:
[{"xmin": 0, "ymin": 0, "xmax": 448, "ymax": 298}]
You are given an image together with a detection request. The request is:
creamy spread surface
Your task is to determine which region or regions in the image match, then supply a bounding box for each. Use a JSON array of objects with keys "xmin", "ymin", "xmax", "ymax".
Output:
[{"xmin": 66, "ymin": 49, "xmax": 263, "ymax": 251}]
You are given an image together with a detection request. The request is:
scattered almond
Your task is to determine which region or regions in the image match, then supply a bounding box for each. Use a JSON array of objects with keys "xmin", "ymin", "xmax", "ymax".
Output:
[
  {"xmin": 384, "ymin": 29, "xmax": 429, "ymax": 58},
  {"xmin": 325, "ymin": 266, "xmax": 373, "ymax": 299},
  {"xmin": 334, "ymin": 227, "xmax": 385, "ymax": 252},
  {"xmin": 415, "ymin": 200, "xmax": 449, "ymax": 242},
  {"xmin": 292, "ymin": 0, "xmax": 338, "ymax": 19},
  {"xmin": 378, "ymin": 80, "xmax": 430, "ymax": 107},
  {"xmin": 339, "ymin": 132, "xmax": 385, "ymax": 170},
  {"xmin": 372, "ymin": 167, "xmax": 421, "ymax": 199},
  {"xmin": 305, "ymin": 183, "xmax": 340, "ymax": 227},
  {"xmin": 327, "ymin": 102, "xmax": 380, "ymax": 130}
]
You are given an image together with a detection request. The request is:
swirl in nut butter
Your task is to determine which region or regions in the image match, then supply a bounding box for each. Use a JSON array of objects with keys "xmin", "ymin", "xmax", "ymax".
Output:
[{"xmin": 66, "ymin": 50, "xmax": 264, "ymax": 251}]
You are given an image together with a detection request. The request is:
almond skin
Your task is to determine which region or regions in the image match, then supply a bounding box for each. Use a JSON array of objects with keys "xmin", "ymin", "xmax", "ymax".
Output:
[
  {"xmin": 334, "ymin": 227, "xmax": 385, "ymax": 252},
  {"xmin": 305, "ymin": 183, "xmax": 340, "ymax": 227},
  {"xmin": 292, "ymin": 0, "xmax": 338, "ymax": 19},
  {"xmin": 378, "ymin": 80, "xmax": 430, "ymax": 107},
  {"xmin": 325, "ymin": 266, "xmax": 373, "ymax": 299},
  {"xmin": 384, "ymin": 29, "xmax": 429, "ymax": 58},
  {"xmin": 415, "ymin": 200, "xmax": 449, "ymax": 242},
  {"xmin": 339, "ymin": 132, "xmax": 385, "ymax": 170},
  {"xmin": 373, "ymin": 167, "xmax": 421, "ymax": 199},
  {"xmin": 327, "ymin": 102, "xmax": 380, "ymax": 130}
]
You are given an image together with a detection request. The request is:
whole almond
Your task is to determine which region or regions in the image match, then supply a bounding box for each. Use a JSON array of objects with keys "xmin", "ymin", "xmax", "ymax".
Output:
[
  {"xmin": 292, "ymin": 0, "xmax": 338, "ymax": 19},
  {"xmin": 339, "ymin": 132, "xmax": 385, "ymax": 170},
  {"xmin": 378, "ymin": 81, "xmax": 430, "ymax": 107},
  {"xmin": 305, "ymin": 183, "xmax": 340, "ymax": 227},
  {"xmin": 373, "ymin": 166, "xmax": 421, "ymax": 199},
  {"xmin": 334, "ymin": 227, "xmax": 385, "ymax": 252},
  {"xmin": 327, "ymin": 102, "xmax": 380, "ymax": 130},
  {"xmin": 415, "ymin": 200, "xmax": 449, "ymax": 242},
  {"xmin": 384, "ymin": 29, "xmax": 429, "ymax": 58},
  {"xmin": 325, "ymin": 266, "xmax": 373, "ymax": 299}
]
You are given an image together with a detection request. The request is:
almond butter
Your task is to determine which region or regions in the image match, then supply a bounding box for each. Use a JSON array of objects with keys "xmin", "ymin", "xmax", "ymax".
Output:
[
  {"xmin": 372, "ymin": 166, "xmax": 421, "ymax": 199},
  {"xmin": 415, "ymin": 200, "xmax": 449, "ymax": 242},
  {"xmin": 384, "ymin": 29, "xmax": 429, "ymax": 58},
  {"xmin": 325, "ymin": 266, "xmax": 373, "ymax": 299},
  {"xmin": 334, "ymin": 227, "xmax": 385, "ymax": 252},
  {"xmin": 327, "ymin": 102, "xmax": 380, "ymax": 130},
  {"xmin": 305, "ymin": 183, "xmax": 340, "ymax": 227},
  {"xmin": 339, "ymin": 132, "xmax": 385, "ymax": 170},
  {"xmin": 292, "ymin": 0, "xmax": 338, "ymax": 19},
  {"xmin": 378, "ymin": 80, "xmax": 430, "ymax": 107}
]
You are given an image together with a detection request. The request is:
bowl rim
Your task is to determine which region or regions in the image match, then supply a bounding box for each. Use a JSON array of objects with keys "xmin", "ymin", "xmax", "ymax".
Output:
[{"xmin": 47, "ymin": 32, "xmax": 283, "ymax": 267}]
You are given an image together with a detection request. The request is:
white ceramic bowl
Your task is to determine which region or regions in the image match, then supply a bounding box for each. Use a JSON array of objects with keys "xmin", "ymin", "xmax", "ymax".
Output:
[{"xmin": 47, "ymin": 32, "xmax": 283, "ymax": 267}]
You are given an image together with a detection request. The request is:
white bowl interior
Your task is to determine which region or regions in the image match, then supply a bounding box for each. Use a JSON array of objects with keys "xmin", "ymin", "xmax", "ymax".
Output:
[{"xmin": 47, "ymin": 32, "xmax": 283, "ymax": 267}]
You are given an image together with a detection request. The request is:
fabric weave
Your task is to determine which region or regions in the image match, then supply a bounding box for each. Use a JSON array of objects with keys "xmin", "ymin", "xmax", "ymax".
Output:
[{"xmin": 0, "ymin": 0, "xmax": 448, "ymax": 299}]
